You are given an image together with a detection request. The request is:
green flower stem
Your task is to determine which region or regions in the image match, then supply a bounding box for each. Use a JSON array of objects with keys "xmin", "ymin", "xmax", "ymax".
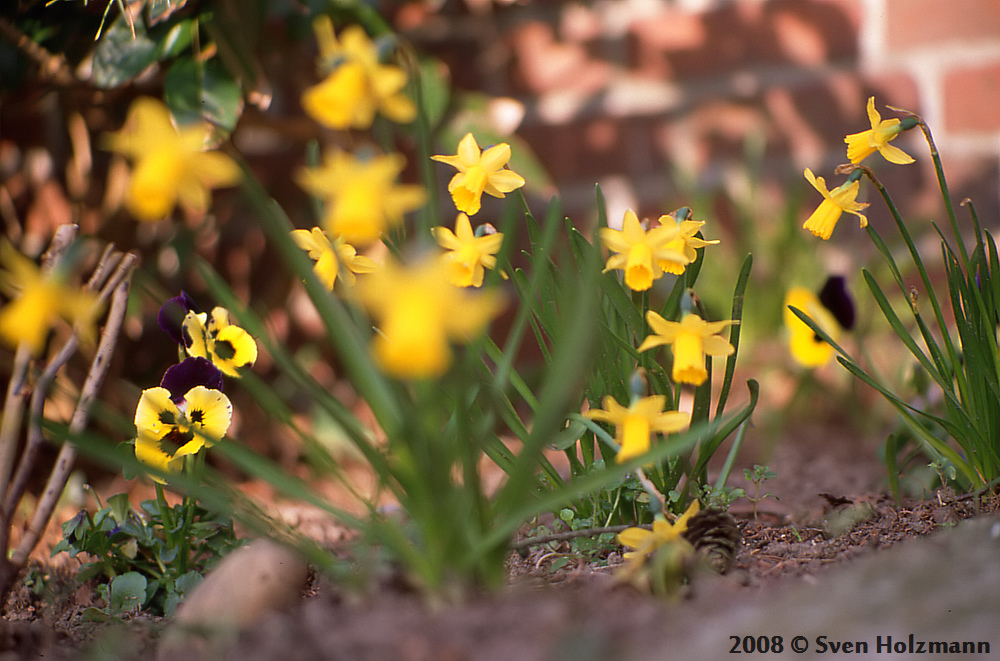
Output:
[
  {"xmin": 860, "ymin": 173, "xmax": 967, "ymax": 399},
  {"xmin": 177, "ymin": 494, "xmax": 193, "ymax": 576},
  {"xmin": 492, "ymin": 192, "xmax": 563, "ymax": 392},
  {"xmin": 632, "ymin": 289, "xmax": 649, "ymax": 343},
  {"xmin": 403, "ymin": 48, "xmax": 436, "ymax": 242},
  {"xmin": 154, "ymin": 483, "xmax": 176, "ymax": 547},
  {"xmin": 635, "ymin": 467, "xmax": 666, "ymax": 517},
  {"xmin": 713, "ymin": 420, "xmax": 749, "ymax": 492},
  {"xmin": 916, "ymin": 120, "xmax": 967, "ymax": 266}
]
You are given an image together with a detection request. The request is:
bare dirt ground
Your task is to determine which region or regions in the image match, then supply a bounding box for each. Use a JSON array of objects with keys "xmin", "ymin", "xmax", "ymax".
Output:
[{"xmin": 4, "ymin": 420, "xmax": 999, "ymax": 661}]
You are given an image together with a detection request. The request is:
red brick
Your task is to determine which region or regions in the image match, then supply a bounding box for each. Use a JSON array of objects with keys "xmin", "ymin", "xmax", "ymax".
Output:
[
  {"xmin": 507, "ymin": 20, "xmax": 611, "ymax": 95},
  {"xmin": 885, "ymin": 0, "xmax": 1000, "ymax": 51},
  {"xmin": 629, "ymin": 0, "xmax": 859, "ymax": 81},
  {"xmin": 765, "ymin": 0, "xmax": 860, "ymax": 64},
  {"xmin": 518, "ymin": 119, "xmax": 628, "ymax": 182},
  {"xmin": 859, "ymin": 73, "xmax": 922, "ymax": 117},
  {"xmin": 943, "ymin": 62, "xmax": 1000, "ymax": 132}
]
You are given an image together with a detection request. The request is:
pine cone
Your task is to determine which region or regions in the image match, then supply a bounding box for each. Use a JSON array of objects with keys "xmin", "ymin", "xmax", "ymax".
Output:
[{"xmin": 682, "ymin": 507, "xmax": 741, "ymax": 574}]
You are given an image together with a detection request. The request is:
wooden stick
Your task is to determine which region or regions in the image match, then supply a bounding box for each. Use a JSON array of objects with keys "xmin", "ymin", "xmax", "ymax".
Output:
[{"xmin": 10, "ymin": 257, "xmax": 134, "ymax": 568}]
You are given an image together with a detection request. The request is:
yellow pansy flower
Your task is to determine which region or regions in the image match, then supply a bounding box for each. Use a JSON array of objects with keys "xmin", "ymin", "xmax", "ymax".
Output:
[
  {"xmin": 0, "ymin": 241, "xmax": 101, "ymax": 355},
  {"xmin": 599, "ymin": 210, "xmax": 688, "ymax": 292},
  {"xmin": 353, "ymin": 255, "xmax": 504, "ymax": 379},
  {"xmin": 584, "ymin": 395, "xmax": 690, "ymax": 463},
  {"xmin": 104, "ymin": 97, "xmax": 240, "ymax": 222},
  {"xmin": 637, "ymin": 311, "xmax": 736, "ymax": 386},
  {"xmin": 802, "ymin": 169, "xmax": 869, "ymax": 240},
  {"xmin": 291, "ymin": 227, "xmax": 378, "ymax": 289},
  {"xmin": 431, "ymin": 133, "xmax": 525, "ymax": 215},
  {"xmin": 431, "ymin": 213, "xmax": 504, "ymax": 287},
  {"xmin": 301, "ymin": 18, "xmax": 416, "ymax": 130},
  {"xmin": 133, "ymin": 386, "xmax": 232, "ymax": 481},
  {"xmin": 297, "ymin": 150, "xmax": 426, "ymax": 245},
  {"xmin": 844, "ymin": 97, "xmax": 915, "ymax": 165},
  {"xmin": 182, "ymin": 307, "xmax": 258, "ymax": 378},
  {"xmin": 784, "ymin": 287, "xmax": 840, "ymax": 367}
]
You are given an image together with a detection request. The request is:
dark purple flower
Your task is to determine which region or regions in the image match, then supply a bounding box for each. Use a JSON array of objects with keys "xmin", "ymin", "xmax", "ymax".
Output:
[
  {"xmin": 158, "ymin": 292, "xmax": 199, "ymax": 345},
  {"xmin": 819, "ymin": 275, "xmax": 855, "ymax": 330},
  {"xmin": 160, "ymin": 357, "xmax": 224, "ymax": 402}
]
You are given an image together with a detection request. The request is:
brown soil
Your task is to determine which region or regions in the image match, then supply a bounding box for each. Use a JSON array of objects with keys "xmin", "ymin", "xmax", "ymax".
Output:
[{"xmin": 4, "ymin": 421, "xmax": 999, "ymax": 661}]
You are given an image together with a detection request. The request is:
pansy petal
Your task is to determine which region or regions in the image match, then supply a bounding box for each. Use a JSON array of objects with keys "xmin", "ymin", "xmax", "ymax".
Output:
[
  {"xmin": 160, "ymin": 357, "xmax": 224, "ymax": 401},
  {"xmin": 182, "ymin": 386, "xmax": 233, "ymax": 445},
  {"xmin": 134, "ymin": 387, "xmax": 177, "ymax": 438}
]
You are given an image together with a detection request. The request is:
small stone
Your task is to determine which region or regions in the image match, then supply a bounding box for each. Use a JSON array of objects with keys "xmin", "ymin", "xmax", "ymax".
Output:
[{"xmin": 156, "ymin": 539, "xmax": 309, "ymax": 661}]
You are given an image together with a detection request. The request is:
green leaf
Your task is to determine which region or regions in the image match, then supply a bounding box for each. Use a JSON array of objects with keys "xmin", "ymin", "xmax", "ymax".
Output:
[
  {"xmin": 174, "ymin": 570, "xmax": 204, "ymax": 595},
  {"xmin": 107, "ymin": 493, "xmax": 131, "ymax": 524},
  {"xmin": 414, "ymin": 56, "xmax": 450, "ymax": 129},
  {"xmin": 715, "ymin": 253, "xmax": 753, "ymax": 418},
  {"xmin": 158, "ymin": 545, "xmax": 179, "ymax": 564},
  {"xmin": 548, "ymin": 419, "xmax": 588, "ymax": 451},
  {"xmin": 91, "ymin": 14, "xmax": 160, "ymax": 88},
  {"xmin": 165, "ymin": 57, "xmax": 244, "ymax": 137},
  {"xmin": 82, "ymin": 607, "xmax": 112, "ymax": 623},
  {"xmin": 156, "ymin": 18, "xmax": 196, "ymax": 59},
  {"xmin": 148, "ymin": 0, "xmax": 191, "ymax": 25},
  {"xmin": 108, "ymin": 572, "xmax": 147, "ymax": 615}
]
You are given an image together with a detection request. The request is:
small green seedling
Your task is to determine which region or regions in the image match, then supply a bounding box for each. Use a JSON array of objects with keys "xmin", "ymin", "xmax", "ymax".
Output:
[{"xmin": 742, "ymin": 465, "xmax": 778, "ymax": 521}]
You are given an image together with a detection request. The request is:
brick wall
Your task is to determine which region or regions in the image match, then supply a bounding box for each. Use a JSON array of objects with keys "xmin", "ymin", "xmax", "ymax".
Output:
[{"xmin": 402, "ymin": 0, "xmax": 1000, "ymax": 226}]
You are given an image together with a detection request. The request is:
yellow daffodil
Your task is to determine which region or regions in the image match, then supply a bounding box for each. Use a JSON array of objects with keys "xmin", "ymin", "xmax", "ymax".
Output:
[
  {"xmin": 353, "ymin": 255, "xmax": 504, "ymax": 379},
  {"xmin": 584, "ymin": 395, "xmax": 690, "ymax": 462},
  {"xmin": 0, "ymin": 241, "xmax": 101, "ymax": 355},
  {"xmin": 431, "ymin": 213, "xmax": 504, "ymax": 287},
  {"xmin": 297, "ymin": 150, "xmax": 426, "ymax": 245},
  {"xmin": 134, "ymin": 386, "xmax": 232, "ymax": 481},
  {"xmin": 844, "ymin": 97, "xmax": 915, "ymax": 165},
  {"xmin": 291, "ymin": 227, "xmax": 378, "ymax": 289},
  {"xmin": 104, "ymin": 97, "xmax": 240, "ymax": 222},
  {"xmin": 637, "ymin": 311, "xmax": 736, "ymax": 386},
  {"xmin": 802, "ymin": 169, "xmax": 869, "ymax": 240},
  {"xmin": 784, "ymin": 287, "xmax": 840, "ymax": 367},
  {"xmin": 657, "ymin": 215, "xmax": 720, "ymax": 275},
  {"xmin": 617, "ymin": 500, "xmax": 700, "ymax": 577},
  {"xmin": 599, "ymin": 210, "xmax": 688, "ymax": 291},
  {"xmin": 301, "ymin": 19, "xmax": 416, "ymax": 130},
  {"xmin": 431, "ymin": 133, "xmax": 525, "ymax": 215},
  {"xmin": 182, "ymin": 307, "xmax": 258, "ymax": 378}
]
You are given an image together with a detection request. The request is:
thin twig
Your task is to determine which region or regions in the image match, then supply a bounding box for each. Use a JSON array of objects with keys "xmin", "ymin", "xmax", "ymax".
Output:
[
  {"xmin": 10, "ymin": 258, "xmax": 134, "ymax": 568},
  {"xmin": 511, "ymin": 523, "xmax": 649, "ymax": 551},
  {"xmin": 0, "ymin": 345, "xmax": 33, "ymax": 554},
  {"xmin": 0, "ymin": 225, "xmax": 79, "ymax": 508},
  {"xmin": 2, "ymin": 335, "xmax": 82, "ymax": 521},
  {"xmin": 0, "ymin": 16, "xmax": 78, "ymax": 86},
  {"xmin": 1, "ymin": 248, "xmax": 134, "ymax": 520}
]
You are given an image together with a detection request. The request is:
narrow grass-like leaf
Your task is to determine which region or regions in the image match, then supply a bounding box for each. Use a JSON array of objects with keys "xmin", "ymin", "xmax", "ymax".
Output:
[
  {"xmin": 835, "ymin": 357, "xmax": 979, "ymax": 486},
  {"xmin": 237, "ymin": 166, "xmax": 404, "ymax": 435},
  {"xmin": 860, "ymin": 270, "xmax": 964, "ymax": 413},
  {"xmin": 690, "ymin": 379, "xmax": 759, "ymax": 483},
  {"xmin": 715, "ymin": 253, "xmax": 752, "ymax": 418}
]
